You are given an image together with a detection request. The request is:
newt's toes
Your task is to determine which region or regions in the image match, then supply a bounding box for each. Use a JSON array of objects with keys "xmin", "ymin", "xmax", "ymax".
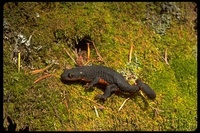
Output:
[{"xmin": 95, "ymin": 94, "xmax": 107, "ymax": 101}]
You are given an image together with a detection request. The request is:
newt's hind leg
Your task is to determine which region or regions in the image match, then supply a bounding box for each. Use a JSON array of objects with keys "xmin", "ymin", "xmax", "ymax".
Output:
[{"xmin": 96, "ymin": 84, "xmax": 119, "ymax": 100}]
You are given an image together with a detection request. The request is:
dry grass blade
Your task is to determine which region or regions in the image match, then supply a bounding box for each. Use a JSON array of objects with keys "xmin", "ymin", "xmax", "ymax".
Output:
[
  {"xmin": 18, "ymin": 52, "xmax": 21, "ymax": 72},
  {"xmin": 129, "ymin": 44, "xmax": 134, "ymax": 63},
  {"xmin": 63, "ymin": 47, "xmax": 77, "ymax": 64},
  {"xmin": 163, "ymin": 49, "xmax": 169, "ymax": 65},
  {"xmin": 94, "ymin": 106, "xmax": 99, "ymax": 117},
  {"xmin": 93, "ymin": 42, "xmax": 103, "ymax": 61},
  {"xmin": 118, "ymin": 97, "xmax": 130, "ymax": 111}
]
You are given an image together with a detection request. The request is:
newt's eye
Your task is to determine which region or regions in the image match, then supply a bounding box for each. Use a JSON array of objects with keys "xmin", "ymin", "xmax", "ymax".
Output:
[{"xmin": 68, "ymin": 73, "xmax": 73, "ymax": 78}]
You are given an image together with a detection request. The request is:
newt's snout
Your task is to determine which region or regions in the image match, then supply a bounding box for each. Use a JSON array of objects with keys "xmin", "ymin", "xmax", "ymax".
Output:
[
  {"xmin": 60, "ymin": 69, "xmax": 74, "ymax": 81},
  {"xmin": 61, "ymin": 69, "xmax": 83, "ymax": 81}
]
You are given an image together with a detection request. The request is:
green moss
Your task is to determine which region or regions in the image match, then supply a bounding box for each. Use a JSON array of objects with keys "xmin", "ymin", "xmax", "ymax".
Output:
[{"xmin": 3, "ymin": 2, "xmax": 197, "ymax": 131}]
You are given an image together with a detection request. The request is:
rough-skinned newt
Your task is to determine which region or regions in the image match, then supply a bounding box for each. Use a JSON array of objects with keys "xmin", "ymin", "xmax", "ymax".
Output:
[{"xmin": 61, "ymin": 65, "xmax": 156, "ymax": 100}]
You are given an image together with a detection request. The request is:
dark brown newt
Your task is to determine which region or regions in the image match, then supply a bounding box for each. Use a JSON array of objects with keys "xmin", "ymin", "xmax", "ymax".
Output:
[{"xmin": 61, "ymin": 65, "xmax": 156, "ymax": 100}]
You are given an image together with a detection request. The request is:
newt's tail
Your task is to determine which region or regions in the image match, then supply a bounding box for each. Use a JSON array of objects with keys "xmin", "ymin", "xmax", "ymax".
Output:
[{"xmin": 136, "ymin": 79, "xmax": 156, "ymax": 100}]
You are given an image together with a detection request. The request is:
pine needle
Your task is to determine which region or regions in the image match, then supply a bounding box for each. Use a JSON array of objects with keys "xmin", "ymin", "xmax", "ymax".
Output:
[
  {"xmin": 30, "ymin": 63, "xmax": 54, "ymax": 74},
  {"xmin": 33, "ymin": 74, "xmax": 55, "ymax": 83}
]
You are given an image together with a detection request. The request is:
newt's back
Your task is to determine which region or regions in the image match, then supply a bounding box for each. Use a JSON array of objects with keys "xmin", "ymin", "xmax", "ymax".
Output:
[{"xmin": 61, "ymin": 65, "xmax": 126, "ymax": 85}]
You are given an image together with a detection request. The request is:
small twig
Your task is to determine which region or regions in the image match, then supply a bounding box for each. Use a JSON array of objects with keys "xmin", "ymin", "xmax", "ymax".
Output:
[
  {"xmin": 63, "ymin": 47, "xmax": 77, "ymax": 64},
  {"xmin": 94, "ymin": 106, "xmax": 99, "ymax": 117},
  {"xmin": 150, "ymin": 106, "xmax": 164, "ymax": 112},
  {"xmin": 30, "ymin": 63, "xmax": 54, "ymax": 74},
  {"xmin": 118, "ymin": 97, "xmax": 130, "ymax": 111},
  {"xmin": 33, "ymin": 74, "xmax": 55, "ymax": 83}
]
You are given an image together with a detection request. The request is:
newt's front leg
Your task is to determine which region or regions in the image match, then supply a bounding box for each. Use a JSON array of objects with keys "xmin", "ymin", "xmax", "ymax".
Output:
[
  {"xmin": 84, "ymin": 77, "xmax": 109, "ymax": 89},
  {"xmin": 84, "ymin": 77, "xmax": 101, "ymax": 89}
]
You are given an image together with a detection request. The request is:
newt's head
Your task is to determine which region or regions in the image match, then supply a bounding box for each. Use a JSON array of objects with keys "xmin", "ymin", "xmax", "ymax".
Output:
[{"xmin": 60, "ymin": 67, "xmax": 86, "ymax": 81}]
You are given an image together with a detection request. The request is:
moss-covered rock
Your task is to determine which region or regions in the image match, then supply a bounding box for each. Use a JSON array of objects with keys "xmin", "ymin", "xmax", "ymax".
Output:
[{"xmin": 3, "ymin": 2, "xmax": 197, "ymax": 131}]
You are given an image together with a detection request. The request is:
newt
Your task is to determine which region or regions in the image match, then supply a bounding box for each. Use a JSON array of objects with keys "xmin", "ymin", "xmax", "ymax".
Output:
[{"xmin": 61, "ymin": 65, "xmax": 156, "ymax": 100}]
